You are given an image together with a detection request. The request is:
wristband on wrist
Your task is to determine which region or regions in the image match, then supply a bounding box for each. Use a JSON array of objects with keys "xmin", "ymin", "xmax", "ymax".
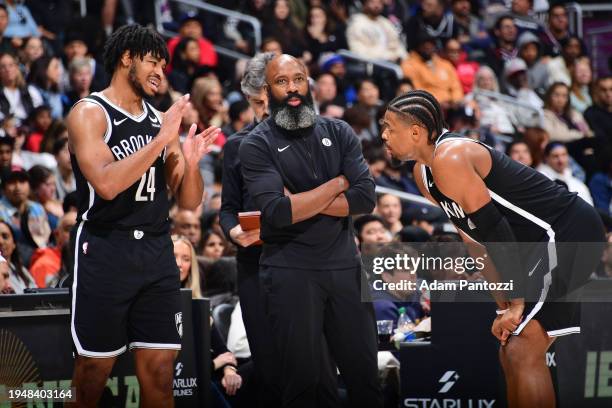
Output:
[{"xmin": 496, "ymin": 309, "xmax": 508, "ymax": 315}]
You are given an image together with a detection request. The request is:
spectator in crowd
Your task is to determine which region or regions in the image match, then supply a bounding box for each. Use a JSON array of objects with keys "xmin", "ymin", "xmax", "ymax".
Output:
[
  {"xmin": 395, "ymin": 78, "xmax": 415, "ymax": 97},
  {"xmin": 29, "ymin": 210, "xmax": 75, "ymax": 288},
  {"xmin": 172, "ymin": 234, "xmax": 203, "ymax": 299},
  {"xmin": 3, "ymin": 0, "xmax": 40, "ymax": 41},
  {"xmin": 0, "ymin": 5, "xmax": 15, "ymax": 55},
  {"xmin": 27, "ymin": 0, "xmax": 72, "ymax": 56},
  {"xmin": 544, "ymin": 4, "xmax": 572, "ymax": 56},
  {"xmin": 342, "ymin": 105, "xmax": 372, "ymax": 141},
  {"xmin": 24, "ymin": 105, "xmax": 51, "ymax": 152},
  {"xmin": 363, "ymin": 146, "xmax": 386, "ymax": 179},
  {"xmin": 314, "ymin": 73, "xmax": 343, "ymax": 107},
  {"xmin": 355, "ymin": 79, "xmax": 383, "ymax": 140},
  {"xmin": 506, "ymin": 140, "xmax": 533, "ymax": 167},
  {"xmin": 19, "ymin": 36, "xmax": 44, "ymax": 76},
  {"xmin": 509, "ymin": 0, "xmax": 546, "ymax": 37},
  {"xmin": 585, "ymin": 76, "xmax": 612, "ymax": 159},
  {"xmin": 569, "ymin": 58, "xmax": 593, "ymax": 114},
  {"xmin": 543, "ymin": 81, "xmax": 593, "ymax": 143},
  {"xmin": 354, "ymin": 214, "xmax": 393, "ymax": 246},
  {"xmin": 191, "ymin": 76, "xmax": 228, "ymax": 145},
  {"xmin": 303, "ymin": 5, "xmax": 346, "ymax": 64},
  {"xmin": 319, "ymin": 101, "xmax": 344, "ymax": 119},
  {"xmin": 466, "ymin": 66, "xmax": 516, "ymax": 135},
  {"xmin": 451, "ymin": 0, "xmax": 490, "ymax": 52},
  {"xmin": 402, "ymin": 33, "xmax": 464, "ymax": 109},
  {"xmin": 27, "ymin": 56, "xmax": 64, "ymax": 119},
  {"xmin": 443, "ymin": 38, "xmax": 479, "ymax": 94},
  {"xmin": 0, "ymin": 254, "xmax": 13, "ymax": 293},
  {"xmin": 589, "ymin": 151, "xmax": 612, "ymax": 218},
  {"xmin": 50, "ymin": 138, "xmax": 73, "ymax": 201},
  {"xmin": 517, "ymin": 31, "xmax": 548, "ymax": 96},
  {"xmin": 537, "ymin": 142, "xmax": 593, "ymax": 205},
  {"xmin": 503, "ymin": 58, "xmax": 543, "ymax": 110},
  {"xmin": 0, "ymin": 219, "xmax": 36, "ymax": 293},
  {"xmin": 318, "ymin": 53, "xmax": 356, "ymax": 105},
  {"xmin": 40, "ymin": 120, "xmax": 67, "ymax": 155},
  {"xmin": 28, "ymin": 164, "xmax": 63, "ymax": 230},
  {"xmin": 222, "ymin": 99, "xmax": 254, "ymax": 137},
  {"xmin": 172, "ymin": 209, "xmax": 202, "ymax": 249},
  {"xmin": 404, "ymin": 206, "xmax": 446, "ymax": 236},
  {"xmin": 377, "ymin": 193, "xmax": 403, "ymax": 235},
  {"xmin": 167, "ymin": 37, "xmax": 202, "ymax": 94},
  {"xmin": 201, "ymin": 229, "xmax": 227, "ymax": 260},
  {"xmin": 371, "ymin": 245, "xmax": 426, "ymax": 325},
  {"xmin": 63, "ymin": 57, "xmax": 93, "ymax": 110},
  {"xmin": 404, "ymin": 0, "xmax": 457, "ymax": 51},
  {"xmin": 0, "ymin": 170, "xmax": 50, "ymax": 255},
  {"xmin": 263, "ymin": 0, "xmax": 307, "ymax": 60},
  {"xmin": 61, "ymin": 31, "xmax": 107, "ymax": 92},
  {"xmin": 487, "ymin": 15, "xmax": 518, "ymax": 78},
  {"xmin": 260, "ymin": 37, "xmax": 283, "ymax": 56},
  {"xmin": 167, "ymin": 13, "xmax": 218, "ymax": 70},
  {"xmin": 347, "ymin": 0, "xmax": 406, "ymax": 62},
  {"xmin": 0, "ymin": 53, "xmax": 42, "ymax": 125},
  {"xmin": 547, "ymin": 36, "xmax": 585, "ymax": 87},
  {"xmin": 0, "ymin": 136, "xmax": 14, "ymax": 177}
]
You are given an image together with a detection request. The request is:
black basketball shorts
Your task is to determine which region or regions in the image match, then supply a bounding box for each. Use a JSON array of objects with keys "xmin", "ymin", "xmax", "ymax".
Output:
[
  {"xmin": 70, "ymin": 222, "xmax": 182, "ymax": 357},
  {"xmin": 514, "ymin": 198, "xmax": 606, "ymax": 338}
]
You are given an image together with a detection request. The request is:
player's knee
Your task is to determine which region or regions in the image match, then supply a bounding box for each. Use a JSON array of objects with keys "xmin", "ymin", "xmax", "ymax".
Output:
[
  {"xmin": 141, "ymin": 353, "xmax": 175, "ymax": 392},
  {"xmin": 500, "ymin": 336, "xmax": 542, "ymax": 369}
]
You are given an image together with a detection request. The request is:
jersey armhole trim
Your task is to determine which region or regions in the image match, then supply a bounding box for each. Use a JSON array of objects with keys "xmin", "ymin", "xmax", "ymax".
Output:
[
  {"xmin": 74, "ymin": 98, "xmax": 113, "ymax": 144},
  {"xmin": 421, "ymin": 164, "xmax": 430, "ymax": 193}
]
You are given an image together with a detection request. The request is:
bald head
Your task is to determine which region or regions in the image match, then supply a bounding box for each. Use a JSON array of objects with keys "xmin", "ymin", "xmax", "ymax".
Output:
[{"xmin": 265, "ymin": 54, "xmax": 307, "ymax": 86}]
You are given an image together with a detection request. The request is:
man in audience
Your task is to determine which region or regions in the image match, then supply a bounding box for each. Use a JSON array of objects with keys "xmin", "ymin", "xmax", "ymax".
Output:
[
  {"xmin": 29, "ymin": 211, "xmax": 76, "ymax": 288},
  {"xmin": 486, "ymin": 15, "xmax": 518, "ymax": 78},
  {"xmin": 167, "ymin": 12, "xmax": 218, "ymax": 69},
  {"xmin": 537, "ymin": 142, "xmax": 593, "ymax": 205},
  {"xmin": 585, "ymin": 76, "xmax": 612, "ymax": 158},
  {"xmin": 544, "ymin": 4, "xmax": 572, "ymax": 56},
  {"xmin": 346, "ymin": 0, "xmax": 406, "ymax": 62},
  {"xmin": 377, "ymin": 193, "xmax": 403, "ymax": 235},
  {"xmin": 0, "ymin": 135, "xmax": 14, "ymax": 178},
  {"xmin": 402, "ymin": 33, "xmax": 464, "ymax": 109},
  {"xmin": 404, "ymin": 0, "xmax": 457, "ymax": 51},
  {"xmin": 506, "ymin": 140, "xmax": 534, "ymax": 167},
  {"xmin": 503, "ymin": 58, "xmax": 543, "ymax": 110},
  {"xmin": 509, "ymin": 0, "xmax": 546, "ymax": 38},
  {"xmin": 172, "ymin": 209, "xmax": 202, "ymax": 248},
  {"xmin": 222, "ymin": 100, "xmax": 254, "ymax": 137},
  {"xmin": 62, "ymin": 31, "xmax": 108, "ymax": 92},
  {"xmin": 451, "ymin": 0, "xmax": 490, "ymax": 52},
  {"xmin": 319, "ymin": 102, "xmax": 345, "ymax": 119},
  {"xmin": 0, "ymin": 170, "xmax": 50, "ymax": 260},
  {"xmin": 547, "ymin": 36, "xmax": 585, "ymax": 86},
  {"xmin": 354, "ymin": 214, "xmax": 393, "ymax": 246},
  {"xmin": 517, "ymin": 31, "xmax": 548, "ymax": 96}
]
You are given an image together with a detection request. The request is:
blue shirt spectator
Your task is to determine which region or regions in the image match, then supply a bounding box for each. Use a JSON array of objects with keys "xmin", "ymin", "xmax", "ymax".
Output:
[{"xmin": 4, "ymin": 2, "xmax": 39, "ymax": 39}]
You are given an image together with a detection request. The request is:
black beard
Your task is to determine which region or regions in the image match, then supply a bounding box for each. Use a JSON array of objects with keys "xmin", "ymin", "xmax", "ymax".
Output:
[
  {"xmin": 128, "ymin": 64, "xmax": 149, "ymax": 98},
  {"xmin": 268, "ymin": 88, "xmax": 317, "ymax": 131}
]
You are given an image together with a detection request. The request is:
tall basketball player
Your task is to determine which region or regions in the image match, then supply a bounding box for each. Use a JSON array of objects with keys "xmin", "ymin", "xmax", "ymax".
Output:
[
  {"xmin": 381, "ymin": 90, "xmax": 605, "ymax": 408},
  {"xmin": 66, "ymin": 25, "xmax": 218, "ymax": 407}
]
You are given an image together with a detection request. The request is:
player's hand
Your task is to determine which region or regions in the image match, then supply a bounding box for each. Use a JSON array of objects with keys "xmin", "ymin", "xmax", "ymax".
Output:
[
  {"xmin": 491, "ymin": 315, "xmax": 511, "ymax": 345},
  {"xmin": 222, "ymin": 369, "xmax": 242, "ymax": 396},
  {"xmin": 495, "ymin": 300, "xmax": 525, "ymax": 346},
  {"xmin": 213, "ymin": 351, "xmax": 237, "ymax": 370},
  {"xmin": 182, "ymin": 123, "xmax": 220, "ymax": 167},
  {"xmin": 229, "ymin": 224, "xmax": 260, "ymax": 247},
  {"xmin": 160, "ymin": 94, "xmax": 191, "ymax": 144}
]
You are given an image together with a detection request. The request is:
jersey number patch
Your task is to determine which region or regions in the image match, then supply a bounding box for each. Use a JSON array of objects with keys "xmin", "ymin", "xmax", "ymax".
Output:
[{"xmin": 135, "ymin": 167, "xmax": 156, "ymax": 201}]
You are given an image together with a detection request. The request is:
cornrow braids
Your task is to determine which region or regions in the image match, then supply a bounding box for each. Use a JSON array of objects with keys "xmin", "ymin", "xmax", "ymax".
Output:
[
  {"xmin": 387, "ymin": 90, "xmax": 447, "ymax": 145},
  {"xmin": 103, "ymin": 24, "xmax": 169, "ymax": 76}
]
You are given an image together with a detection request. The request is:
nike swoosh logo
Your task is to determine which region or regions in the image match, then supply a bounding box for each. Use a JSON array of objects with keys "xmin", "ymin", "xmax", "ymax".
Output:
[
  {"xmin": 149, "ymin": 115, "xmax": 158, "ymax": 123},
  {"xmin": 528, "ymin": 258, "xmax": 542, "ymax": 276},
  {"xmin": 113, "ymin": 117, "xmax": 127, "ymax": 126},
  {"xmin": 428, "ymin": 180, "xmax": 434, "ymax": 188},
  {"xmin": 277, "ymin": 145, "xmax": 290, "ymax": 152}
]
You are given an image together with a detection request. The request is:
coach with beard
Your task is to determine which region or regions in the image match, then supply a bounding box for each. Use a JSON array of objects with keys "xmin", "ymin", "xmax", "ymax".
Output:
[{"xmin": 239, "ymin": 54, "xmax": 382, "ymax": 407}]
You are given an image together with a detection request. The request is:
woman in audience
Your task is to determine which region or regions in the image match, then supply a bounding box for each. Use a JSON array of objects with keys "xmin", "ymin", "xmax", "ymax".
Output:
[
  {"xmin": 191, "ymin": 76, "xmax": 227, "ymax": 147},
  {"xmin": 201, "ymin": 230, "xmax": 227, "ymax": 260},
  {"xmin": 466, "ymin": 66, "xmax": 516, "ymax": 136},
  {"xmin": 0, "ymin": 53, "xmax": 42, "ymax": 125},
  {"xmin": 24, "ymin": 105, "xmax": 52, "ymax": 152},
  {"xmin": 167, "ymin": 36, "xmax": 201, "ymax": 94},
  {"xmin": 0, "ymin": 220, "xmax": 36, "ymax": 293},
  {"xmin": 303, "ymin": 5, "xmax": 346, "ymax": 65},
  {"xmin": 28, "ymin": 165, "xmax": 63, "ymax": 230},
  {"xmin": 19, "ymin": 36, "xmax": 44, "ymax": 75},
  {"xmin": 263, "ymin": 0, "xmax": 307, "ymax": 60},
  {"xmin": 63, "ymin": 57, "xmax": 93, "ymax": 110},
  {"xmin": 27, "ymin": 56, "xmax": 64, "ymax": 118},
  {"xmin": 172, "ymin": 234, "xmax": 203, "ymax": 299},
  {"xmin": 569, "ymin": 57, "xmax": 593, "ymax": 114}
]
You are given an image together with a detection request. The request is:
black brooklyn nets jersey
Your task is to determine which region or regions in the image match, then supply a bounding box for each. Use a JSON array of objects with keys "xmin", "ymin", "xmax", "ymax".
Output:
[
  {"xmin": 70, "ymin": 92, "xmax": 169, "ymax": 233},
  {"xmin": 422, "ymin": 132, "xmax": 578, "ymax": 243}
]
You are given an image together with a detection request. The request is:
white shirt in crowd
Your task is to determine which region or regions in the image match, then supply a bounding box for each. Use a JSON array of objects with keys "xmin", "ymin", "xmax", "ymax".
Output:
[
  {"xmin": 226, "ymin": 302, "xmax": 251, "ymax": 359},
  {"xmin": 537, "ymin": 163, "xmax": 594, "ymax": 206}
]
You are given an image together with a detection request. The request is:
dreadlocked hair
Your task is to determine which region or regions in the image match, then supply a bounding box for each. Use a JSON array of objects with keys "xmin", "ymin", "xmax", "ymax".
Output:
[
  {"xmin": 103, "ymin": 24, "xmax": 169, "ymax": 76},
  {"xmin": 387, "ymin": 90, "xmax": 447, "ymax": 145}
]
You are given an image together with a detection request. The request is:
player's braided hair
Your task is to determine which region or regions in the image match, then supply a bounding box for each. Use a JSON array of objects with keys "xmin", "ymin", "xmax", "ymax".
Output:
[
  {"xmin": 103, "ymin": 24, "xmax": 169, "ymax": 76},
  {"xmin": 387, "ymin": 90, "xmax": 447, "ymax": 145}
]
